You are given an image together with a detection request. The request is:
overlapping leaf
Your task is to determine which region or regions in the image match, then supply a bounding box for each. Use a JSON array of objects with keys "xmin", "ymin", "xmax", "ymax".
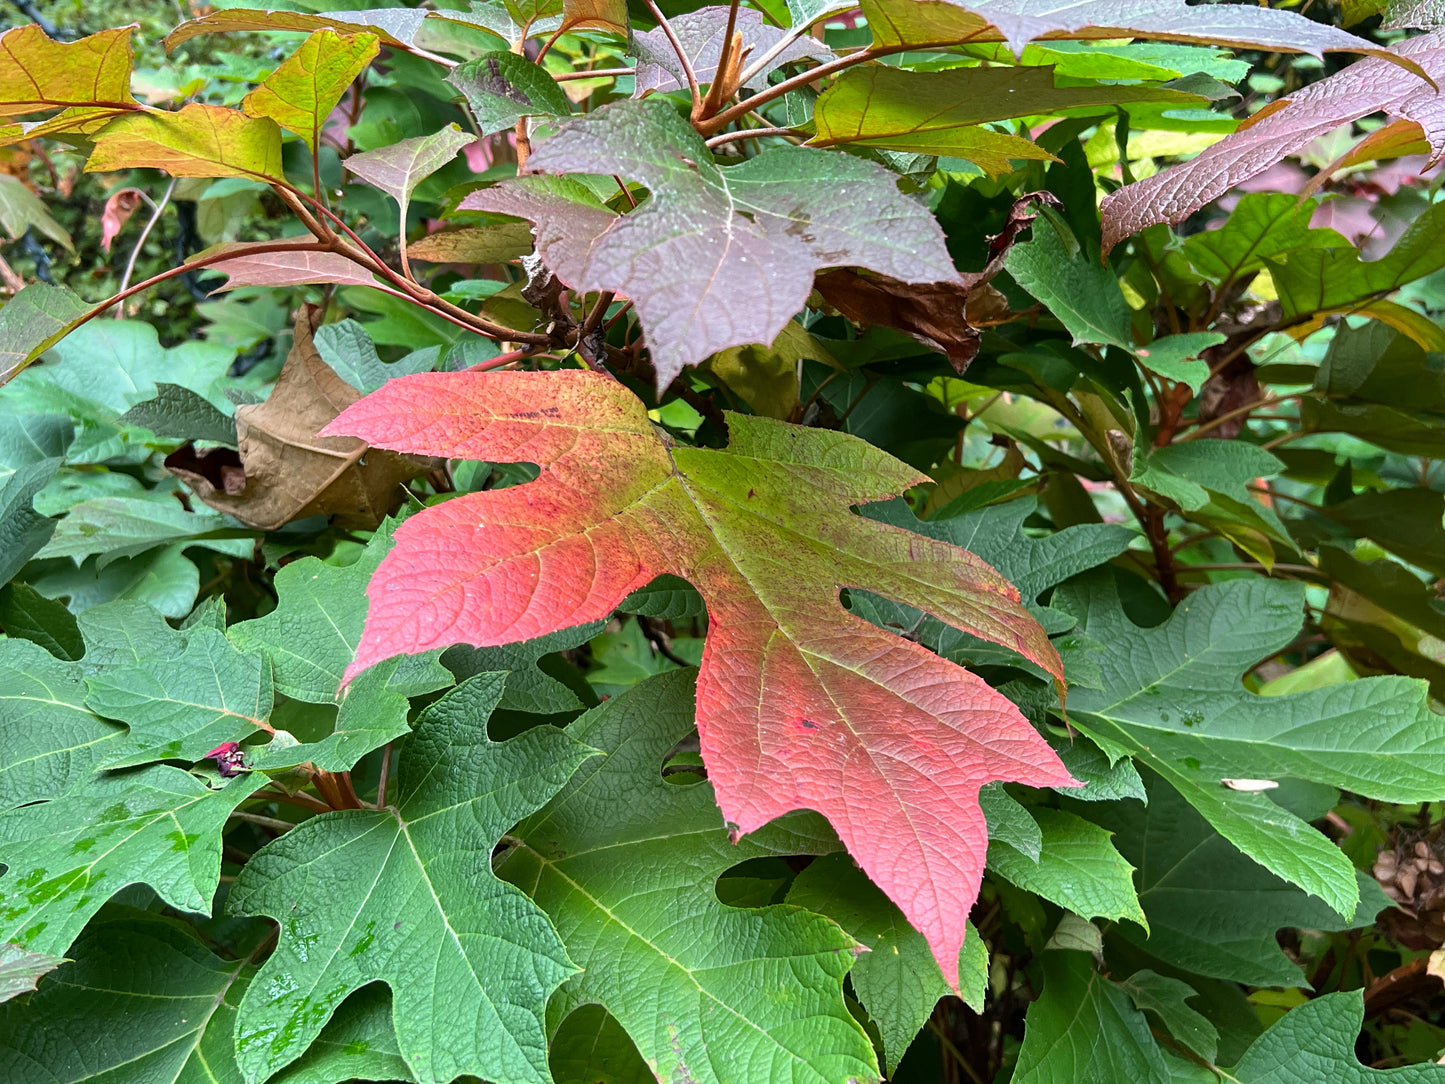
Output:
[
  {"xmin": 0, "ymin": 24, "xmax": 138, "ymax": 117},
  {"xmin": 848, "ymin": 0, "xmax": 1390, "ymax": 58},
  {"xmin": 1087, "ymin": 776, "xmax": 1390, "ymax": 987},
  {"xmin": 812, "ymin": 65, "xmax": 1201, "ymax": 176},
  {"xmin": 1060, "ymin": 574, "xmax": 1445, "ymax": 917},
  {"xmin": 226, "ymin": 675, "xmax": 593, "ymax": 1084},
  {"xmin": 464, "ymin": 98, "xmax": 961, "ymax": 388},
  {"xmin": 87, "ymin": 103, "xmax": 286, "ymax": 183},
  {"xmin": 242, "ymin": 29, "xmax": 379, "ymax": 152},
  {"xmin": 501, "ymin": 671, "xmax": 879, "ymax": 1084},
  {"xmin": 1101, "ymin": 29, "xmax": 1445, "ymax": 252},
  {"xmin": 630, "ymin": 7, "xmax": 831, "ymax": 96},
  {"xmin": 325, "ymin": 368, "xmax": 1073, "ymax": 988},
  {"xmin": 0, "ymin": 765, "xmax": 262, "ymax": 959}
]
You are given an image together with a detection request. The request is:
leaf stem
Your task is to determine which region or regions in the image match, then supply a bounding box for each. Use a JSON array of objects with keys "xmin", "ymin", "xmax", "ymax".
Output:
[
  {"xmin": 704, "ymin": 126, "xmax": 799, "ymax": 149},
  {"xmin": 694, "ymin": 0, "xmax": 743, "ymax": 122},
  {"xmin": 375, "ymin": 742, "xmax": 394, "ymax": 810},
  {"xmin": 644, "ymin": 0, "xmax": 701, "ymax": 110},
  {"xmin": 554, "ymin": 66, "xmax": 635, "ymax": 81},
  {"xmin": 230, "ymin": 810, "xmax": 297, "ymax": 833},
  {"xmin": 114, "ymin": 176, "xmax": 176, "ymax": 314}
]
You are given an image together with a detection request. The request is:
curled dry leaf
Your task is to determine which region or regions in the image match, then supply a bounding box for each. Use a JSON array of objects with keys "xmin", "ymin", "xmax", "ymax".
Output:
[
  {"xmin": 99, "ymin": 187, "xmax": 143, "ymax": 253},
  {"xmin": 166, "ymin": 306, "xmax": 433, "ymax": 531},
  {"xmin": 814, "ymin": 192, "xmax": 1057, "ymax": 372}
]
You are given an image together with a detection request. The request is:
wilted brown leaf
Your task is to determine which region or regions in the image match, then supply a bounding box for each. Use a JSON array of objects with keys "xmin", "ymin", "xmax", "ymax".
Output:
[
  {"xmin": 166, "ymin": 306, "xmax": 433, "ymax": 530},
  {"xmin": 813, "ymin": 192, "xmax": 1055, "ymax": 372}
]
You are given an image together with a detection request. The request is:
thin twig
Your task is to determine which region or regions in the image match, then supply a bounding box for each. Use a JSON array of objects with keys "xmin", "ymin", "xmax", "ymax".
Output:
[
  {"xmin": 736, "ymin": 22, "xmax": 812, "ymax": 86},
  {"xmin": 115, "ymin": 176, "xmax": 176, "ymax": 314},
  {"xmin": 555, "ymin": 66, "xmax": 635, "ymax": 81},
  {"xmin": 644, "ymin": 0, "xmax": 701, "ymax": 108},
  {"xmin": 705, "ymin": 126, "xmax": 799, "ymax": 149},
  {"xmin": 375, "ymin": 742, "xmax": 394, "ymax": 810},
  {"xmin": 230, "ymin": 810, "xmax": 297, "ymax": 833},
  {"xmin": 260, "ymin": 787, "xmax": 333, "ymax": 815}
]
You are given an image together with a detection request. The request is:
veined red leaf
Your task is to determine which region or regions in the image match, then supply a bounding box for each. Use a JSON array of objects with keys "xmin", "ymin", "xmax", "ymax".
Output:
[
  {"xmin": 0, "ymin": 24, "xmax": 138, "ymax": 117},
  {"xmin": 1100, "ymin": 30, "xmax": 1445, "ymax": 253},
  {"xmin": 324, "ymin": 369, "xmax": 1076, "ymax": 990},
  {"xmin": 86, "ymin": 103, "xmax": 285, "ymax": 183}
]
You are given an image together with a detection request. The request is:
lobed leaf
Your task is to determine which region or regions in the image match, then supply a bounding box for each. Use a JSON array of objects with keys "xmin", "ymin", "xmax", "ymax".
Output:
[
  {"xmin": 325, "ymin": 368, "xmax": 1073, "ymax": 989},
  {"xmin": 467, "ymin": 98, "xmax": 961, "ymax": 388},
  {"xmin": 241, "ymin": 29, "xmax": 380, "ymax": 153},
  {"xmin": 226, "ymin": 675, "xmax": 594, "ymax": 1084},
  {"xmin": 87, "ymin": 103, "xmax": 286, "ymax": 183},
  {"xmin": 501, "ymin": 671, "xmax": 880, "ymax": 1084}
]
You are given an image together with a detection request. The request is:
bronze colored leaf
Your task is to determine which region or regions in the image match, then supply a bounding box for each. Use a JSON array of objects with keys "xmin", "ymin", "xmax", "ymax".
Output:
[{"xmin": 166, "ymin": 307, "xmax": 432, "ymax": 530}]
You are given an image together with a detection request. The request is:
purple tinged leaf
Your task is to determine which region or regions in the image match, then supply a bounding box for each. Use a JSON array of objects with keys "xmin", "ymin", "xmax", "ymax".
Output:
[
  {"xmin": 345, "ymin": 123, "xmax": 474, "ymax": 228},
  {"xmin": 467, "ymin": 98, "xmax": 960, "ymax": 388},
  {"xmin": 202, "ymin": 246, "xmax": 380, "ymax": 291},
  {"xmin": 630, "ymin": 7, "xmax": 832, "ymax": 96},
  {"xmin": 1100, "ymin": 29, "xmax": 1445, "ymax": 253}
]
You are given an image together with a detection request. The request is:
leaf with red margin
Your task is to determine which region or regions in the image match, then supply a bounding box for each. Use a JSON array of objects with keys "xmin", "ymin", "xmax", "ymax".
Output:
[
  {"xmin": 323, "ymin": 369, "xmax": 1076, "ymax": 990},
  {"xmin": 1101, "ymin": 29, "xmax": 1445, "ymax": 254}
]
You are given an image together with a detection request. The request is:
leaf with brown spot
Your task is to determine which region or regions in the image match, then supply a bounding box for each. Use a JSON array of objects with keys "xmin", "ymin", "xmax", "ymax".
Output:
[{"xmin": 166, "ymin": 307, "xmax": 432, "ymax": 531}]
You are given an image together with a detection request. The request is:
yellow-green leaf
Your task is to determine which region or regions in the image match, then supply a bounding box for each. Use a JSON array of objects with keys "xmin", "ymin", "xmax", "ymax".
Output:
[
  {"xmin": 87, "ymin": 103, "xmax": 285, "ymax": 182},
  {"xmin": 242, "ymin": 29, "xmax": 379, "ymax": 153},
  {"xmin": 0, "ymin": 24, "xmax": 137, "ymax": 117}
]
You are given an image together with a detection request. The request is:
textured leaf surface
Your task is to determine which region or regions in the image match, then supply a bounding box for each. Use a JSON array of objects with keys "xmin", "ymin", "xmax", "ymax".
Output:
[
  {"xmin": 1226, "ymin": 992, "xmax": 1445, "ymax": 1082},
  {"xmin": 87, "ymin": 104, "xmax": 285, "ymax": 182},
  {"xmin": 1101, "ymin": 30, "xmax": 1445, "ymax": 251},
  {"xmin": 630, "ymin": 7, "xmax": 831, "ymax": 96},
  {"xmin": 0, "ymin": 582, "xmax": 83, "ymax": 662},
  {"xmin": 1012, "ymin": 950, "xmax": 1169, "ymax": 1084},
  {"xmin": 36, "ymin": 495, "xmax": 248, "ymax": 568},
  {"xmin": 1117, "ymin": 970, "xmax": 1218, "ymax": 1063},
  {"xmin": 0, "ymin": 459, "xmax": 60, "ymax": 586},
  {"xmin": 986, "ymin": 807, "xmax": 1145, "ymax": 928},
  {"xmin": 466, "ymin": 99, "xmax": 960, "ymax": 388},
  {"xmin": 164, "ymin": 8, "xmax": 429, "ymax": 51},
  {"xmin": 0, "ymin": 638, "xmax": 119, "ymax": 810},
  {"xmin": 1061, "ymin": 575, "xmax": 1445, "ymax": 916},
  {"xmin": 0, "ymin": 284, "xmax": 89, "ymax": 386},
  {"xmin": 327, "ymin": 369, "xmax": 1072, "ymax": 989},
  {"xmin": 1086, "ymin": 776, "xmax": 1390, "ymax": 987},
  {"xmin": 0, "ymin": 910, "xmax": 250, "ymax": 1080},
  {"xmin": 448, "ymin": 53, "xmax": 571, "ymax": 136},
  {"xmin": 116, "ymin": 383, "xmax": 238, "ymax": 446},
  {"xmin": 227, "ymin": 518, "xmax": 453, "ymax": 772},
  {"xmin": 226, "ymin": 676, "xmax": 593, "ymax": 1084},
  {"xmin": 345, "ymin": 125, "xmax": 473, "ymax": 229},
  {"xmin": 501, "ymin": 671, "xmax": 879, "ymax": 1084},
  {"xmin": 84, "ymin": 626, "xmax": 272, "ymax": 770},
  {"xmin": 0, "ymin": 25, "xmax": 137, "ymax": 116},
  {"xmin": 0, "ymin": 767, "xmax": 261, "ymax": 958},
  {"xmin": 788, "ymin": 853, "xmax": 984, "ymax": 1075},
  {"xmin": 241, "ymin": 29, "xmax": 378, "ymax": 152},
  {"xmin": 203, "ymin": 245, "xmax": 380, "ymax": 292}
]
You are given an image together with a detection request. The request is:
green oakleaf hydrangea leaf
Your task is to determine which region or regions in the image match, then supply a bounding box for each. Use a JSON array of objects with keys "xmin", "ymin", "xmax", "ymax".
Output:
[
  {"xmin": 1085, "ymin": 775, "xmax": 1391, "ymax": 987},
  {"xmin": 500, "ymin": 670, "xmax": 881, "ymax": 1084},
  {"xmin": 0, "ymin": 766, "xmax": 263, "ymax": 959},
  {"xmin": 787, "ymin": 853, "xmax": 986, "ymax": 1075},
  {"xmin": 0, "ymin": 637, "xmax": 120, "ymax": 811},
  {"xmin": 84, "ymin": 625, "xmax": 272, "ymax": 770},
  {"xmin": 1060, "ymin": 575, "xmax": 1445, "ymax": 919},
  {"xmin": 228, "ymin": 518, "xmax": 453, "ymax": 773},
  {"xmin": 225, "ymin": 674, "xmax": 595, "ymax": 1084}
]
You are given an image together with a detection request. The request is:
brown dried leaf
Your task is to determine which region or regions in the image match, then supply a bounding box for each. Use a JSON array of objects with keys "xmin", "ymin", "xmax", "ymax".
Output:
[
  {"xmin": 166, "ymin": 307, "xmax": 432, "ymax": 530},
  {"xmin": 812, "ymin": 193, "xmax": 1054, "ymax": 372}
]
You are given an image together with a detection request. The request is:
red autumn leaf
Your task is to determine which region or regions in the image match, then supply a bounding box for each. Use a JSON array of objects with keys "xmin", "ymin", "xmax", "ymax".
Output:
[
  {"xmin": 1100, "ymin": 29, "xmax": 1445, "ymax": 253},
  {"xmin": 324, "ymin": 369, "xmax": 1076, "ymax": 990},
  {"xmin": 197, "ymin": 244, "xmax": 380, "ymax": 292}
]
